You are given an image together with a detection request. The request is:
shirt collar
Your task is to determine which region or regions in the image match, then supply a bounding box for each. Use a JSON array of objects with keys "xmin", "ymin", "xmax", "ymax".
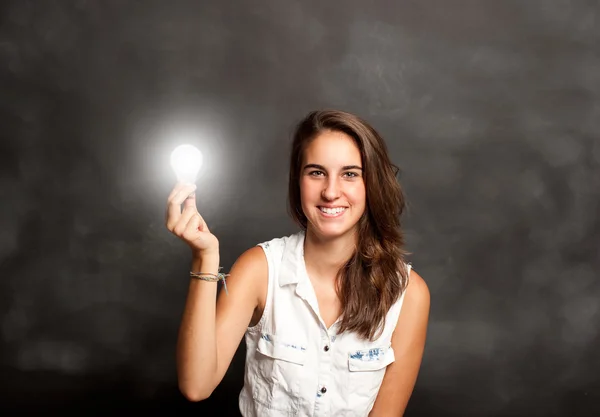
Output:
[{"xmin": 279, "ymin": 230, "xmax": 306, "ymax": 287}]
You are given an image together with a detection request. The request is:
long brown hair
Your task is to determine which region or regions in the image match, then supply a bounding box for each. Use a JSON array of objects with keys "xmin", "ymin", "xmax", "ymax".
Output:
[{"xmin": 288, "ymin": 109, "xmax": 410, "ymax": 341}]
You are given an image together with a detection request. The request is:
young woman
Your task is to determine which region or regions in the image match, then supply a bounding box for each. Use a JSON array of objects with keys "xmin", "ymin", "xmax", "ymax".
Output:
[{"xmin": 166, "ymin": 110, "xmax": 430, "ymax": 416}]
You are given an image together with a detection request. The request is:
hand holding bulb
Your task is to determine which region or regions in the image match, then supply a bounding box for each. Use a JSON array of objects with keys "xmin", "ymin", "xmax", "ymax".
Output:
[{"xmin": 166, "ymin": 144, "xmax": 219, "ymax": 257}]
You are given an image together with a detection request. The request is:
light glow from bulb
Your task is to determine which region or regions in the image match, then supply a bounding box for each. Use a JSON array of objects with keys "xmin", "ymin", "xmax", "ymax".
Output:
[{"xmin": 170, "ymin": 144, "xmax": 203, "ymax": 183}]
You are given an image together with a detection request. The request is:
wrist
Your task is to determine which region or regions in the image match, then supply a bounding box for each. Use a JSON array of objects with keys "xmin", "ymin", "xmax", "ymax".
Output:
[
  {"xmin": 192, "ymin": 247, "xmax": 219, "ymax": 260},
  {"xmin": 191, "ymin": 251, "xmax": 220, "ymax": 270}
]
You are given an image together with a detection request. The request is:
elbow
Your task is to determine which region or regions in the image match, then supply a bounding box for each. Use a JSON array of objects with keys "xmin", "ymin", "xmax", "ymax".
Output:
[
  {"xmin": 181, "ymin": 390, "xmax": 210, "ymax": 403},
  {"xmin": 178, "ymin": 382, "xmax": 214, "ymax": 402},
  {"xmin": 180, "ymin": 387, "xmax": 212, "ymax": 402}
]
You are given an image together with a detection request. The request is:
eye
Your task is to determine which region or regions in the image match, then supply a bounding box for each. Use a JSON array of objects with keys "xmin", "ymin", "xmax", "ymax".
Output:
[
  {"xmin": 343, "ymin": 172, "xmax": 359, "ymax": 178},
  {"xmin": 309, "ymin": 170, "xmax": 325, "ymax": 176}
]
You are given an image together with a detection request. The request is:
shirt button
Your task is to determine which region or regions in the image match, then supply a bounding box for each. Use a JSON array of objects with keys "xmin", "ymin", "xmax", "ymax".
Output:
[
  {"xmin": 321, "ymin": 387, "xmax": 327, "ymax": 394},
  {"xmin": 324, "ymin": 345, "xmax": 330, "ymax": 352}
]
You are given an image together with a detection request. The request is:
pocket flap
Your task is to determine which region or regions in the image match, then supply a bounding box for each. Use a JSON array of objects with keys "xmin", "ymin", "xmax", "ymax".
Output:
[
  {"xmin": 257, "ymin": 333, "xmax": 307, "ymax": 365},
  {"xmin": 348, "ymin": 345, "xmax": 395, "ymax": 371}
]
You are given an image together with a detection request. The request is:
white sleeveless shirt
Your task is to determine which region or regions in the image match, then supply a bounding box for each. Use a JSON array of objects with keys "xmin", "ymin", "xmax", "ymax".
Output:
[{"xmin": 238, "ymin": 231, "xmax": 410, "ymax": 417}]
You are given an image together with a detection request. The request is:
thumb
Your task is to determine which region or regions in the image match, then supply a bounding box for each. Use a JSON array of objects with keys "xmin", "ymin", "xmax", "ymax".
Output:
[{"xmin": 183, "ymin": 190, "xmax": 197, "ymax": 210}]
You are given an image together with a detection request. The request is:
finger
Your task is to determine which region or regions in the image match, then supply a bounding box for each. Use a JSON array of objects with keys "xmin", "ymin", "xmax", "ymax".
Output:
[
  {"xmin": 169, "ymin": 183, "xmax": 197, "ymax": 205},
  {"xmin": 173, "ymin": 203, "xmax": 199, "ymax": 235},
  {"xmin": 183, "ymin": 189, "xmax": 197, "ymax": 210},
  {"xmin": 166, "ymin": 183, "xmax": 197, "ymax": 230},
  {"xmin": 172, "ymin": 186, "xmax": 198, "ymax": 232},
  {"xmin": 197, "ymin": 213, "xmax": 210, "ymax": 233},
  {"xmin": 167, "ymin": 182, "xmax": 186, "ymax": 201},
  {"xmin": 183, "ymin": 213, "xmax": 203, "ymax": 240},
  {"xmin": 193, "ymin": 210, "xmax": 209, "ymax": 231}
]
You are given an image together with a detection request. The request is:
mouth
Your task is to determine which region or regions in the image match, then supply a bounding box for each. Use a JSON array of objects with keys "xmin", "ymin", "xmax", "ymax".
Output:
[{"xmin": 318, "ymin": 206, "xmax": 347, "ymax": 218}]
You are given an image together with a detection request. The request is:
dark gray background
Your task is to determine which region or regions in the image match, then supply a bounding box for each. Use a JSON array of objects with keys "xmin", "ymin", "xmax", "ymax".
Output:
[{"xmin": 1, "ymin": 1, "xmax": 599, "ymax": 416}]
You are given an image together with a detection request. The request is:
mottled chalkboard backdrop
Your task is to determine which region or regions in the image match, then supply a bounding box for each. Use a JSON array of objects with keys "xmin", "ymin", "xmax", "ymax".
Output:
[{"xmin": 1, "ymin": 1, "xmax": 599, "ymax": 416}]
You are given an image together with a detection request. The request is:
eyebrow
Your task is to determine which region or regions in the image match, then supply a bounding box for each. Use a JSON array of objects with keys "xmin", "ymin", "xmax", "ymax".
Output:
[{"xmin": 303, "ymin": 163, "xmax": 363, "ymax": 171}]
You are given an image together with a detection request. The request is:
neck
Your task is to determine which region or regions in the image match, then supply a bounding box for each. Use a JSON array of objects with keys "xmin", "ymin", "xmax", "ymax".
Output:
[{"xmin": 303, "ymin": 227, "xmax": 357, "ymax": 283}]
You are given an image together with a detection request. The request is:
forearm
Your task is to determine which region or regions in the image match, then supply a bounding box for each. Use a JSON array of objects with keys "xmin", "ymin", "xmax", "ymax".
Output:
[{"xmin": 176, "ymin": 252, "xmax": 221, "ymax": 401}]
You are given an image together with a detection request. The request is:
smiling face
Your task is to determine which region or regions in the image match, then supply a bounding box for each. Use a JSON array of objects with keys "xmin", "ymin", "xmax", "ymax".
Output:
[{"xmin": 299, "ymin": 130, "xmax": 366, "ymax": 241}]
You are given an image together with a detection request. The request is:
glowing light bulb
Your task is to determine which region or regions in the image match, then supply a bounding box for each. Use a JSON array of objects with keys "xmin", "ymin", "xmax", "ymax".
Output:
[{"xmin": 170, "ymin": 144, "xmax": 203, "ymax": 183}]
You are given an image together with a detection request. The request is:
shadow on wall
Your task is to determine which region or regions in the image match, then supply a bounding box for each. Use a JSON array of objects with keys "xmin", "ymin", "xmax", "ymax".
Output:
[
  {"xmin": 0, "ymin": 366, "xmax": 244, "ymax": 416},
  {"xmin": 408, "ymin": 386, "xmax": 600, "ymax": 417},
  {"xmin": 2, "ymin": 365, "xmax": 599, "ymax": 417}
]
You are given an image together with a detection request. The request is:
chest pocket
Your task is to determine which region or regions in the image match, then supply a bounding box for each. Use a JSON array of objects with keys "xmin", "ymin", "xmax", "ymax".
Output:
[
  {"xmin": 251, "ymin": 333, "xmax": 307, "ymax": 415},
  {"xmin": 346, "ymin": 344, "xmax": 395, "ymax": 403}
]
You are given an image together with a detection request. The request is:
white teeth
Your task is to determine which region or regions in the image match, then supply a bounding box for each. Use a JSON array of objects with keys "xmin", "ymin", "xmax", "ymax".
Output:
[{"xmin": 320, "ymin": 207, "xmax": 346, "ymax": 214}]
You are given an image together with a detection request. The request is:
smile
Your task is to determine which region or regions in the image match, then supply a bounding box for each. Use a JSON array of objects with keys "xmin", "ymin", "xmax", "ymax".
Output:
[{"xmin": 318, "ymin": 206, "xmax": 347, "ymax": 217}]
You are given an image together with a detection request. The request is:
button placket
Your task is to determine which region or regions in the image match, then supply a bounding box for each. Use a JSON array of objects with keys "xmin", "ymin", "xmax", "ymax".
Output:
[{"xmin": 314, "ymin": 329, "xmax": 333, "ymax": 416}]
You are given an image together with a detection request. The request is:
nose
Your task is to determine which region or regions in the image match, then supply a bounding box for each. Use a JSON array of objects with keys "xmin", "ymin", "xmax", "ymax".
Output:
[{"xmin": 322, "ymin": 176, "xmax": 341, "ymax": 201}]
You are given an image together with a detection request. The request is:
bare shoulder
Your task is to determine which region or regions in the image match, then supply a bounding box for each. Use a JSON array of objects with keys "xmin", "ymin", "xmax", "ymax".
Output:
[
  {"xmin": 223, "ymin": 245, "xmax": 268, "ymax": 309},
  {"xmin": 401, "ymin": 268, "xmax": 430, "ymax": 319},
  {"xmin": 406, "ymin": 268, "xmax": 430, "ymax": 302},
  {"xmin": 391, "ymin": 267, "xmax": 430, "ymax": 346},
  {"xmin": 231, "ymin": 245, "xmax": 268, "ymax": 273}
]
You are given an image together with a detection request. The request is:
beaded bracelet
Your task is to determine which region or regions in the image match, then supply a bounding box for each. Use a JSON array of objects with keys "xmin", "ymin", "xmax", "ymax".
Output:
[{"xmin": 189, "ymin": 270, "xmax": 229, "ymax": 295}]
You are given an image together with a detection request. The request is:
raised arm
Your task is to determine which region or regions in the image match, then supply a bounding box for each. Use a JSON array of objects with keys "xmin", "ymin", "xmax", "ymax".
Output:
[{"xmin": 166, "ymin": 183, "xmax": 267, "ymax": 401}]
